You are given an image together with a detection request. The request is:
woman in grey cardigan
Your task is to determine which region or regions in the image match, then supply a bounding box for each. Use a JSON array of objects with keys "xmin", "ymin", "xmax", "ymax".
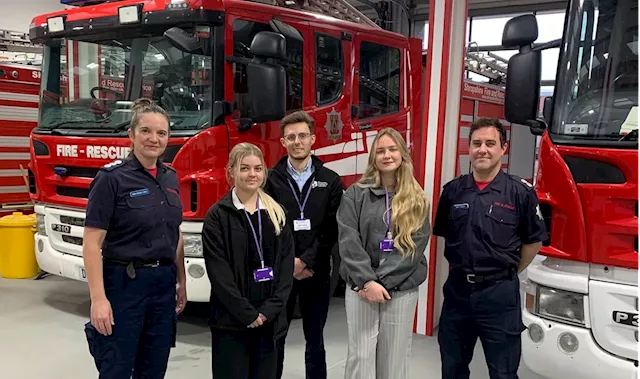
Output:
[{"xmin": 337, "ymin": 127, "xmax": 431, "ymax": 379}]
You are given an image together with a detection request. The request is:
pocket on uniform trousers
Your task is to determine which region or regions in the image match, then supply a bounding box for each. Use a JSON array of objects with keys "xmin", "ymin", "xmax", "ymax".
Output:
[{"xmin": 84, "ymin": 322, "xmax": 115, "ymax": 370}]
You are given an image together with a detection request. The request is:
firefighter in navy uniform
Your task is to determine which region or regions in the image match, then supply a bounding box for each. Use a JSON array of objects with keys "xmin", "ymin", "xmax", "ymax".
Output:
[
  {"xmin": 433, "ymin": 118, "xmax": 547, "ymax": 379},
  {"xmin": 82, "ymin": 98, "xmax": 187, "ymax": 379}
]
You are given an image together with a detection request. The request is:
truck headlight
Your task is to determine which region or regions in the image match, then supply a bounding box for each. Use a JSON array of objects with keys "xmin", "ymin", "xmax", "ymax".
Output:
[
  {"xmin": 36, "ymin": 214, "xmax": 47, "ymax": 236},
  {"xmin": 525, "ymin": 281, "xmax": 585, "ymax": 326},
  {"xmin": 183, "ymin": 233, "xmax": 202, "ymax": 257}
]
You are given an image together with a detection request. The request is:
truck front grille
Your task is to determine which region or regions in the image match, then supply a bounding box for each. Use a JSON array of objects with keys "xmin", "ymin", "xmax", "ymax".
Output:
[
  {"xmin": 62, "ymin": 235, "xmax": 83, "ymax": 246},
  {"xmin": 56, "ymin": 186, "xmax": 90, "ymax": 199}
]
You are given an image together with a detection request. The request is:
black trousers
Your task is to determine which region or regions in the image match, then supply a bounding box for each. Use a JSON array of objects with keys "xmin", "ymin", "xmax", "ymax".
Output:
[
  {"xmin": 211, "ymin": 328, "xmax": 277, "ymax": 379},
  {"xmin": 276, "ymin": 274, "xmax": 331, "ymax": 379},
  {"xmin": 85, "ymin": 263, "xmax": 177, "ymax": 379},
  {"xmin": 438, "ymin": 270, "xmax": 526, "ymax": 379}
]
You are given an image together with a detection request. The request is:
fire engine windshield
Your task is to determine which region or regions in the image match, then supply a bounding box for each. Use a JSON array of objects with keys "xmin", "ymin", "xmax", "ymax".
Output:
[
  {"xmin": 551, "ymin": 0, "xmax": 638, "ymax": 145},
  {"xmin": 37, "ymin": 32, "xmax": 213, "ymax": 132}
]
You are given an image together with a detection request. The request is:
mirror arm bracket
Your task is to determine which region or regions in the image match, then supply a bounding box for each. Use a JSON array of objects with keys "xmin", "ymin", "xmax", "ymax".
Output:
[
  {"xmin": 526, "ymin": 118, "xmax": 548, "ymax": 136},
  {"xmin": 225, "ymin": 56, "xmax": 254, "ymax": 65}
]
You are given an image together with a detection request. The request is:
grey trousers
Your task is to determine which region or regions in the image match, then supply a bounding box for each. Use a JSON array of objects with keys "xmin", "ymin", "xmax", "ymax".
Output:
[{"xmin": 344, "ymin": 287, "xmax": 419, "ymax": 379}]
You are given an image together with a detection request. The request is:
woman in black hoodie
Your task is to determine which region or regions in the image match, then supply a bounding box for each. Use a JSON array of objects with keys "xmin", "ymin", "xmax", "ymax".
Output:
[{"xmin": 202, "ymin": 142, "xmax": 295, "ymax": 379}]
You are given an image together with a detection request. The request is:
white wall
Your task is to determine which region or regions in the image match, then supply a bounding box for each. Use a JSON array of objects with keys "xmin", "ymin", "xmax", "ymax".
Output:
[{"xmin": 2, "ymin": 0, "xmax": 65, "ymax": 33}]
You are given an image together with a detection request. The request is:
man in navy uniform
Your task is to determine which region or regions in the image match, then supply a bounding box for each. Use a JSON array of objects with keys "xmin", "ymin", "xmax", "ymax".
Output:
[
  {"xmin": 433, "ymin": 117, "xmax": 547, "ymax": 379},
  {"xmin": 265, "ymin": 110, "xmax": 344, "ymax": 379}
]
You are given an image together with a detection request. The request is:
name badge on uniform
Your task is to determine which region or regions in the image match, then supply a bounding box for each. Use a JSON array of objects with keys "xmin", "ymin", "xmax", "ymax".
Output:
[
  {"xmin": 293, "ymin": 218, "xmax": 311, "ymax": 231},
  {"xmin": 254, "ymin": 267, "xmax": 274, "ymax": 282},
  {"xmin": 453, "ymin": 203, "xmax": 469, "ymax": 209},
  {"xmin": 130, "ymin": 188, "xmax": 150, "ymax": 197},
  {"xmin": 380, "ymin": 232, "xmax": 394, "ymax": 252}
]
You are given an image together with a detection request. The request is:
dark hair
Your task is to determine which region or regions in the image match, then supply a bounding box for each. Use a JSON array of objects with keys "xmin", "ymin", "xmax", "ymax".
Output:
[
  {"xmin": 128, "ymin": 98, "xmax": 170, "ymax": 156},
  {"xmin": 468, "ymin": 117, "xmax": 507, "ymax": 147},
  {"xmin": 280, "ymin": 110, "xmax": 315, "ymax": 136}
]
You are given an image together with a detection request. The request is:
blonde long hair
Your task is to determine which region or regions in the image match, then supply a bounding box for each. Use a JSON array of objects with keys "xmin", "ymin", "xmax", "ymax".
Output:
[
  {"xmin": 358, "ymin": 128, "xmax": 429, "ymax": 257},
  {"xmin": 226, "ymin": 143, "xmax": 286, "ymax": 235}
]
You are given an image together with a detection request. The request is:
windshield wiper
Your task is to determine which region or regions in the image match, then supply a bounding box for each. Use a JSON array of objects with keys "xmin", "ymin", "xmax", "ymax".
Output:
[
  {"xmin": 41, "ymin": 118, "xmax": 110, "ymax": 130},
  {"xmin": 618, "ymin": 129, "xmax": 638, "ymax": 142}
]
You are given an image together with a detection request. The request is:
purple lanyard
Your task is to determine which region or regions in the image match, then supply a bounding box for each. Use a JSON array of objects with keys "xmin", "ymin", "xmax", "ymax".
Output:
[
  {"xmin": 286, "ymin": 176, "xmax": 314, "ymax": 219},
  {"xmin": 385, "ymin": 189, "xmax": 392, "ymax": 237},
  {"xmin": 244, "ymin": 197, "xmax": 264, "ymax": 268}
]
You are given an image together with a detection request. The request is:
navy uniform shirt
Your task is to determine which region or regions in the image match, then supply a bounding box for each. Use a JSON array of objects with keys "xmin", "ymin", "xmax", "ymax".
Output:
[
  {"xmin": 85, "ymin": 155, "xmax": 183, "ymax": 261},
  {"xmin": 433, "ymin": 171, "xmax": 548, "ymax": 275}
]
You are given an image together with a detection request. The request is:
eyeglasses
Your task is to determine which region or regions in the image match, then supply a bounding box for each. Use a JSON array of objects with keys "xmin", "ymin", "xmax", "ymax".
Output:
[{"xmin": 283, "ymin": 133, "xmax": 311, "ymax": 142}]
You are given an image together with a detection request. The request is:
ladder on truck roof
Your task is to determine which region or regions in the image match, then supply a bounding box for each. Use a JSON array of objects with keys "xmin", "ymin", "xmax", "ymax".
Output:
[
  {"xmin": 0, "ymin": 29, "xmax": 43, "ymax": 55},
  {"xmin": 0, "ymin": 29, "xmax": 43, "ymax": 65},
  {"xmin": 254, "ymin": 0, "xmax": 380, "ymax": 28},
  {"xmin": 465, "ymin": 42, "xmax": 508, "ymax": 86}
]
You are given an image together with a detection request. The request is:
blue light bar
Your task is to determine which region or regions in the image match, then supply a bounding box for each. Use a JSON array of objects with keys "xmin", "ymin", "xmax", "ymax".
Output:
[{"xmin": 53, "ymin": 167, "xmax": 69, "ymax": 176}]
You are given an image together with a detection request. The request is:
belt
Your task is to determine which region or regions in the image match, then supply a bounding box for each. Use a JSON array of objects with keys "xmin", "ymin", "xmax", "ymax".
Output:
[
  {"xmin": 462, "ymin": 268, "xmax": 514, "ymax": 284},
  {"xmin": 103, "ymin": 257, "xmax": 174, "ymax": 268}
]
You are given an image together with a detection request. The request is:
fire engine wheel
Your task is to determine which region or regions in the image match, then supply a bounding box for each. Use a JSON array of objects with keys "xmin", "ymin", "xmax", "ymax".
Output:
[{"xmin": 90, "ymin": 86, "xmax": 124, "ymax": 100}]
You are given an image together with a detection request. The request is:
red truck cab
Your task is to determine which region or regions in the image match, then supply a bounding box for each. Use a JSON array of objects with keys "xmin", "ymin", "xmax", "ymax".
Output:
[
  {"xmin": 502, "ymin": 1, "xmax": 638, "ymax": 378},
  {"xmin": 28, "ymin": 0, "xmax": 424, "ymax": 302}
]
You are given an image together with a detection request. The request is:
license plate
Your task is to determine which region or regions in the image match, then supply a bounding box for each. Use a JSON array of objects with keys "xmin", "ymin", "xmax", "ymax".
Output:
[
  {"xmin": 78, "ymin": 266, "xmax": 87, "ymax": 282},
  {"xmin": 51, "ymin": 223, "xmax": 71, "ymax": 233},
  {"xmin": 612, "ymin": 311, "xmax": 638, "ymax": 327}
]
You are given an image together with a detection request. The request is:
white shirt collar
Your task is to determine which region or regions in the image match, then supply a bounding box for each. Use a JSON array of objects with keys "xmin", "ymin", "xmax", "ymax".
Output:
[
  {"xmin": 232, "ymin": 188, "xmax": 259, "ymax": 214},
  {"xmin": 231, "ymin": 188, "xmax": 245, "ymax": 210}
]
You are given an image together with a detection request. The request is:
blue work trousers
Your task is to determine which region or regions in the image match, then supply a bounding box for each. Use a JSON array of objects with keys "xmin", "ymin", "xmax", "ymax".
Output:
[
  {"xmin": 85, "ymin": 262, "xmax": 177, "ymax": 379},
  {"xmin": 438, "ymin": 271, "xmax": 525, "ymax": 379}
]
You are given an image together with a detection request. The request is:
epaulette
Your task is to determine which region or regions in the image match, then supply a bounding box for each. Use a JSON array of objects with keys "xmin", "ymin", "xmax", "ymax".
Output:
[
  {"xmin": 101, "ymin": 159, "xmax": 126, "ymax": 172},
  {"xmin": 164, "ymin": 164, "xmax": 176, "ymax": 172},
  {"xmin": 509, "ymin": 174, "xmax": 534, "ymax": 191}
]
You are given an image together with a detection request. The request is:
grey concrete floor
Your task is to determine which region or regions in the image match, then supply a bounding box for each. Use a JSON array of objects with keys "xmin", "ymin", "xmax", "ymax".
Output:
[{"xmin": 0, "ymin": 276, "xmax": 544, "ymax": 379}]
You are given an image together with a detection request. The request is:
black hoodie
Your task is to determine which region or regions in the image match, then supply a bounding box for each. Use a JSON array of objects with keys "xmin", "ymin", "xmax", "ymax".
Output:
[
  {"xmin": 201, "ymin": 190, "xmax": 294, "ymax": 339},
  {"xmin": 265, "ymin": 155, "xmax": 344, "ymax": 276}
]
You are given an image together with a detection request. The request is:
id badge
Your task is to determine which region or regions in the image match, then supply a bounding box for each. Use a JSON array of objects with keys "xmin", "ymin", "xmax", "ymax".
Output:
[
  {"xmin": 380, "ymin": 238, "xmax": 394, "ymax": 252},
  {"xmin": 293, "ymin": 218, "xmax": 311, "ymax": 231},
  {"xmin": 254, "ymin": 267, "xmax": 274, "ymax": 282}
]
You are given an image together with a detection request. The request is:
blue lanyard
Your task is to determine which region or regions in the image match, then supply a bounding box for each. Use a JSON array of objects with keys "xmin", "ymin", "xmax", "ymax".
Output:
[
  {"xmin": 244, "ymin": 197, "xmax": 264, "ymax": 268},
  {"xmin": 385, "ymin": 189, "xmax": 392, "ymax": 239},
  {"xmin": 286, "ymin": 175, "xmax": 315, "ymax": 219}
]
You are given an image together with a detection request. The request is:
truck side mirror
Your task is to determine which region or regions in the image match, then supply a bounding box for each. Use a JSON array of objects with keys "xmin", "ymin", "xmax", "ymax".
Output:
[
  {"xmin": 502, "ymin": 14, "xmax": 538, "ymax": 48},
  {"xmin": 164, "ymin": 27, "xmax": 203, "ymax": 55},
  {"xmin": 237, "ymin": 31, "xmax": 287, "ymax": 126},
  {"xmin": 246, "ymin": 61, "xmax": 286, "ymax": 123},
  {"xmin": 502, "ymin": 15, "xmax": 544, "ymax": 134},
  {"xmin": 250, "ymin": 31, "xmax": 287, "ymax": 60}
]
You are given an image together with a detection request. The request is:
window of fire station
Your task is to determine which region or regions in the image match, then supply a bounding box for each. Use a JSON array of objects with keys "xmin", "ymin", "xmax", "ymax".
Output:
[
  {"xmin": 232, "ymin": 20, "xmax": 304, "ymax": 118},
  {"xmin": 358, "ymin": 41, "xmax": 400, "ymax": 119},
  {"xmin": 316, "ymin": 33, "xmax": 343, "ymax": 105}
]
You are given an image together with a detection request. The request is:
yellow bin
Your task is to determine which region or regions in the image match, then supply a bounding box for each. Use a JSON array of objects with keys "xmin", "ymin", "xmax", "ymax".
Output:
[{"xmin": 0, "ymin": 212, "xmax": 39, "ymax": 279}]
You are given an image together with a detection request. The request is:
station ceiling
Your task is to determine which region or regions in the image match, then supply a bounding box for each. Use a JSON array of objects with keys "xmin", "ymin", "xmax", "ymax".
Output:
[{"xmin": 350, "ymin": 0, "xmax": 567, "ymax": 20}]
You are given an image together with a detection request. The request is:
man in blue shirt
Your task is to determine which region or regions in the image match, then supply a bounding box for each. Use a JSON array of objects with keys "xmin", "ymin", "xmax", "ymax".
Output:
[{"xmin": 265, "ymin": 110, "xmax": 344, "ymax": 379}]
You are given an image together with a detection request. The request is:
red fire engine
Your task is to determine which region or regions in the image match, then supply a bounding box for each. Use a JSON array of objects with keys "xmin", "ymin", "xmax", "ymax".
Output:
[
  {"xmin": 502, "ymin": 1, "xmax": 638, "ymax": 378},
  {"xmin": 0, "ymin": 29, "xmax": 42, "ymax": 217},
  {"xmin": 27, "ymin": 0, "xmax": 424, "ymax": 302}
]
